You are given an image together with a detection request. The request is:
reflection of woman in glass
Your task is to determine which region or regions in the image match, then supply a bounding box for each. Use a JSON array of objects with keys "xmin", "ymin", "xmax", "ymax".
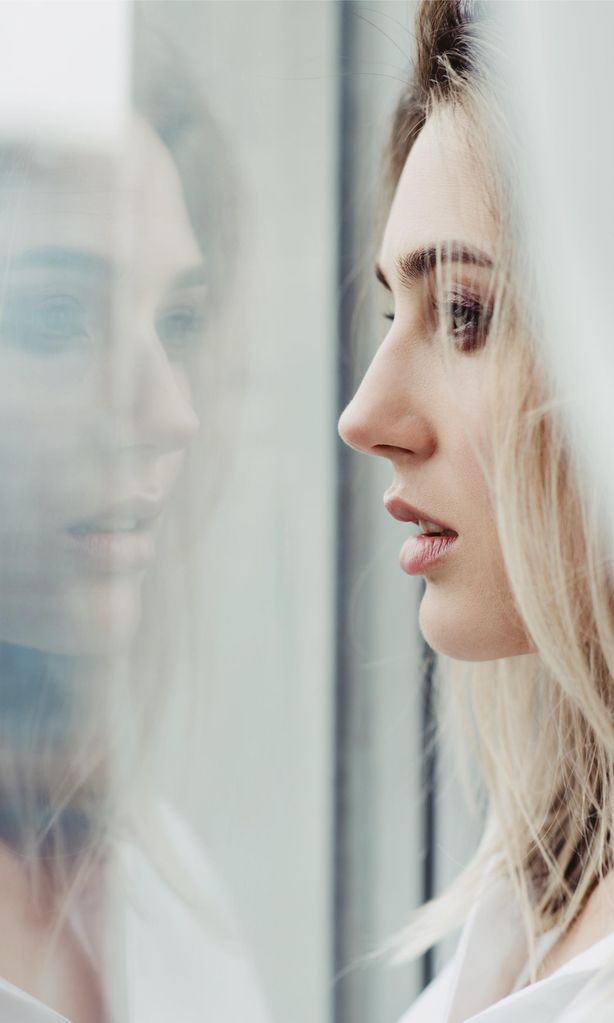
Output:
[
  {"xmin": 340, "ymin": 2, "xmax": 614, "ymax": 1020},
  {"xmin": 0, "ymin": 25, "xmax": 268, "ymax": 1023}
]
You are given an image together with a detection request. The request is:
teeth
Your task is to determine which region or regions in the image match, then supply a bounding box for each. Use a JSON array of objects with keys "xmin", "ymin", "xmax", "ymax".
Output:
[
  {"xmin": 418, "ymin": 518, "xmax": 443, "ymax": 534},
  {"xmin": 98, "ymin": 518, "xmax": 140, "ymax": 532},
  {"xmin": 73, "ymin": 518, "xmax": 140, "ymax": 534},
  {"xmin": 418, "ymin": 518, "xmax": 455, "ymax": 536}
]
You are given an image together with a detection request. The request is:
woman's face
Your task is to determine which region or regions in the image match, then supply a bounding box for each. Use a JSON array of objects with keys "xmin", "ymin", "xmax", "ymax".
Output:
[
  {"xmin": 0, "ymin": 117, "xmax": 204, "ymax": 655},
  {"xmin": 338, "ymin": 108, "xmax": 531, "ymax": 661}
]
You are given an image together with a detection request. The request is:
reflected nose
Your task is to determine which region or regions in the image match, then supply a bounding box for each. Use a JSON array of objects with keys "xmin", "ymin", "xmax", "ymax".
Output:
[
  {"xmin": 337, "ymin": 337, "xmax": 435, "ymax": 461},
  {"xmin": 105, "ymin": 338, "xmax": 200, "ymax": 454}
]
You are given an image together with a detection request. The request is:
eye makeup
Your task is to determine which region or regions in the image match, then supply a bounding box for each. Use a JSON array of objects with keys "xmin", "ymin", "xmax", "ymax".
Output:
[
  {"xmin": 380, "ymin": 278, "xmax": 492, "ymax": 354},
  {"xmin": 435, "ymin": 285, "xmax": 492, "ymax": 353}
]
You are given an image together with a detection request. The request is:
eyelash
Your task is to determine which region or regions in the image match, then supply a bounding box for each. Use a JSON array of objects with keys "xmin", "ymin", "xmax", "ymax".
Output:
[
  {"xmin": 156, "ymin": 304, "xmax": 206, "ymax": 358},
  {"xmin": 437, "ymin": 295, "xmax": 490, "ymax": 352},
  {"xmin": 383, "ymin": 294, "xmax": 491, "ymax": 353}
]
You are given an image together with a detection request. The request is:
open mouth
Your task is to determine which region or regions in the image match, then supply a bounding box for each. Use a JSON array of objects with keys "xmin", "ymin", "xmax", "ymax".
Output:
[
  {"xmin": 68, "ymin": 517, "xmax": 150, "ymax": 536},
  {"xmin": 65, "ymin": 499, "xmax": 165, "ymax": 571},
  {"xmin": 416, "ymin": 518, "xmax": 457, "ymax": 538},
  {"xmin": 384, "ymin": 494, "xmax": 458, "ymax": 535},
  {"xmin": 383, "ymin": 495, "xmax": 459, "ymax": 575},
  {"xmin": 67, "ymin": 494, "xmax": 166, "ymax": 537}
]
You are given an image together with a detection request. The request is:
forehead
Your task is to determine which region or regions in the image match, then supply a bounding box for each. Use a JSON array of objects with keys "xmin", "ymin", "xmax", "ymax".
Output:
[
  {"xmin": 0, "ymin": 115, "xmax": 202, "ymax": 275},
  {"xmin": 380, "ymin": 107, "xmax": 496, "ymax": 271}
]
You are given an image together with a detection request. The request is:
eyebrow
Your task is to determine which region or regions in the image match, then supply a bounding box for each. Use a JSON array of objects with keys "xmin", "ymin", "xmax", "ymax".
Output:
[
  {"xmin": 375, "ymin": 241, "xmax": 494, "ymax": 291},
  {"xmin": 7, "ymin": 247, "xmax": 207, "ymax": 290},
  {"xmin": 9, "ymin": 247, "xmax": 112, "ymax": 276}
]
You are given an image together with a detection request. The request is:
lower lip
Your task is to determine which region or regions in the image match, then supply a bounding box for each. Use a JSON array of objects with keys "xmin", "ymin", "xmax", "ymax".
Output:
[
  {"xmin": 400, "ymin": 533, "xmax": 458, "ymax": 575},
  {"xmin": 65, "ymin": 528, "xmax": 155, "ymax": 572}
]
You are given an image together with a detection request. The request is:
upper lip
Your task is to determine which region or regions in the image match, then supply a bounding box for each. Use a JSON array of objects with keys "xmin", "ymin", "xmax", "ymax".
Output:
[
  {"xmin": 383, "ymin": 493, "xmax": 457, "ymax": 533},
  {"xmin": 67, "ymin": 495, "xmax": 169, "ymax": 533}
]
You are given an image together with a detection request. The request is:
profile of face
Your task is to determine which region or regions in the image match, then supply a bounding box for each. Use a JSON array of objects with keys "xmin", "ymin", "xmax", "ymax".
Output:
[
  {"xmin": 339, "ymin": 107, "xmax": 531, "ymax": 661},
  {"xmin": 0, "ymin": 116, "xmax": 204, "ymax": 656}
]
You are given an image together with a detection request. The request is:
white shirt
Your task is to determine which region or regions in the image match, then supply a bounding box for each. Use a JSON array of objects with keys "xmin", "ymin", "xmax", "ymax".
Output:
[
  {"xmin": 0, "ymin": 805, "xmax": 272, "ymax": 1022},
  {"xmin": 400, "ymin": 879, "xmax": 614, "ymax": 1023}
]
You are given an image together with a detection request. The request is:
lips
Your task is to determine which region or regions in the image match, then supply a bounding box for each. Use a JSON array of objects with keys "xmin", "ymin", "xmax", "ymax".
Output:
[
  {"xmin": 384, "ymin": 492, "xmax": 459, "ymax": 576},
  {"xmin": 383, "ymin": 494, "xmax": 457, "ymax": 536},
  {"xmin": 67, "ymin": 496, "xmax": 166, "ymax": 536},
  {"xmin": 65, "ymin": 495, "xmax": 168, "ymax": 572}
]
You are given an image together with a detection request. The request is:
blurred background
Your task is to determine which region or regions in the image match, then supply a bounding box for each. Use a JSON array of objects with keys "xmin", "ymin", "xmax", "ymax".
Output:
[
  {"xmin": 0, "ymin": 2, "xmax": 487, "ymax": 1022},
  {"xmin": 154, "ymin": 5, "xmax": 480, "ymax": 1021},
  {"xmin": 144, "ymin": 3, "xmax": 614, "ymax": 1021},
  {"xmin": 84, "ymin": 4, "xmax": 614, "ymax": 1022}
]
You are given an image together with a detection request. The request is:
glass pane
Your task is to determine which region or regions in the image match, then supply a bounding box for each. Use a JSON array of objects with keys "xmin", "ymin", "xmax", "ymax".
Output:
[{"xmin": 0, "ymin": 3, "xmax": 433, "ymax": 1022}]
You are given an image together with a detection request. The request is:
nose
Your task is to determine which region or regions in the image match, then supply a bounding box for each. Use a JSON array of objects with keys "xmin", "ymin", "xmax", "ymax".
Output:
[
  {"xmin": 337, "ymin": 336, "xmax": 436, "ymax": 461},
  {"xmin": 104, "ymin": 337, "xmax": 200, "ymax": 454}
]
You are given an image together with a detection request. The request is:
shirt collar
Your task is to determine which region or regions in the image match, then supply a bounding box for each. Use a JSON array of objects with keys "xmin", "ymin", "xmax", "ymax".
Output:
[{"xmin": 444, "ymin": 878, "xmax": 614, "ymax": 1023}]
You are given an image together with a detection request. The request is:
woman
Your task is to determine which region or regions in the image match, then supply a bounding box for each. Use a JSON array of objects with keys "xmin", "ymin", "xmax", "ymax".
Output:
[
  {"xmin": 0, "ymin": 16, "xmax": 269, "ymax": 1023},
  {"xmin": 339, "ymin": 2, "xmax": 614, "ymax": 1020}
]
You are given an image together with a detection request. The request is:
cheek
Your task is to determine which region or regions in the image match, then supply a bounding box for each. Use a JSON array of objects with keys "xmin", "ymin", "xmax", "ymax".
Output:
[
  {"xmin": 0, "ymin": 375, "xmax": 94, "ymax": 513},
  {"xmin": 418, "ymin": 404, "xmax": 531, "ymax": 661},
  {"xmin": 417, "ymin": 498, "xmax": 532, "ymax": 661}
]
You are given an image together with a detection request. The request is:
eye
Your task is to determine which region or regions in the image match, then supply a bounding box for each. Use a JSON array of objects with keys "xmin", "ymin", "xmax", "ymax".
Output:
[
  {"xmin": 0, "ymin": 294, "xmax": 89, "ymax": 354},
  {"xmin": 156, "ymin": 304, "xmax": 206, "ymax": 357},
  {"xmin": 383, "ymin": 312, "xmax": 395, "ymax": 323},
  {"xmin": 438, "ymin": 293, "xmax": 491, "ymax": 353}
]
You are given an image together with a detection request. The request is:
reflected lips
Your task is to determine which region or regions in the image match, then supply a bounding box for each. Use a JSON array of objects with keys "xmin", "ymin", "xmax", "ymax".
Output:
[
  {"xmin": 66, "ymin": 527, "xmax": 155, "ymax": 571},
  {"xmin": 65, "ymin": 497, "xmax": 164, "ymax": 572}
]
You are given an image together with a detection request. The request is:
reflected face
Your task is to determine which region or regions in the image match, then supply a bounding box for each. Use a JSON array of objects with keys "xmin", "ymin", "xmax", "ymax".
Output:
[
  {"xmin": 0, "ymin": 117, "xmax": 203, "ymax": 655},
  {"xmin": 338, "ymin": 108, "xmax": 531, "ymax": 661}
]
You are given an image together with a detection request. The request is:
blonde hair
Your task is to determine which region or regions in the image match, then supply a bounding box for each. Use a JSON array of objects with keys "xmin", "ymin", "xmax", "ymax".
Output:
[{"xmin": 387, "ymin": 0, "xmax": 614, "ymax": 985}]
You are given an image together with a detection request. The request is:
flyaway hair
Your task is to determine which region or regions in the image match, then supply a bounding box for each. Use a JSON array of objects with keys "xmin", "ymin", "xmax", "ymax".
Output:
[{"xmin": 385, "ymin": 0, "xmax": 614, "ymax": 997}]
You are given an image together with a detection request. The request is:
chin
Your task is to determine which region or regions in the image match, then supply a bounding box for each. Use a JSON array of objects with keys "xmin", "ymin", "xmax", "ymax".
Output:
[
  {"xmin": 418, "ymin": 581, "xmax": 533, "ymax": 662},
  {"xmin": 63, "ymin": 576, "xmax": 146, "ymax": 655},
  {"xmin": 3, "ymin": 575, "xmax": 146, "ymax": 657}
]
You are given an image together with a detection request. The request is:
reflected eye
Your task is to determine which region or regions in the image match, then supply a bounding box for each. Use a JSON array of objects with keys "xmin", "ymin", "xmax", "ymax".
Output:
[
  {"xmin": 0, "ymin": 294, "xmax": 89, "ymax": 354},
  {"xmin": 157, "ymin": 304, "xmax": 206, "ymax": 356}
]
